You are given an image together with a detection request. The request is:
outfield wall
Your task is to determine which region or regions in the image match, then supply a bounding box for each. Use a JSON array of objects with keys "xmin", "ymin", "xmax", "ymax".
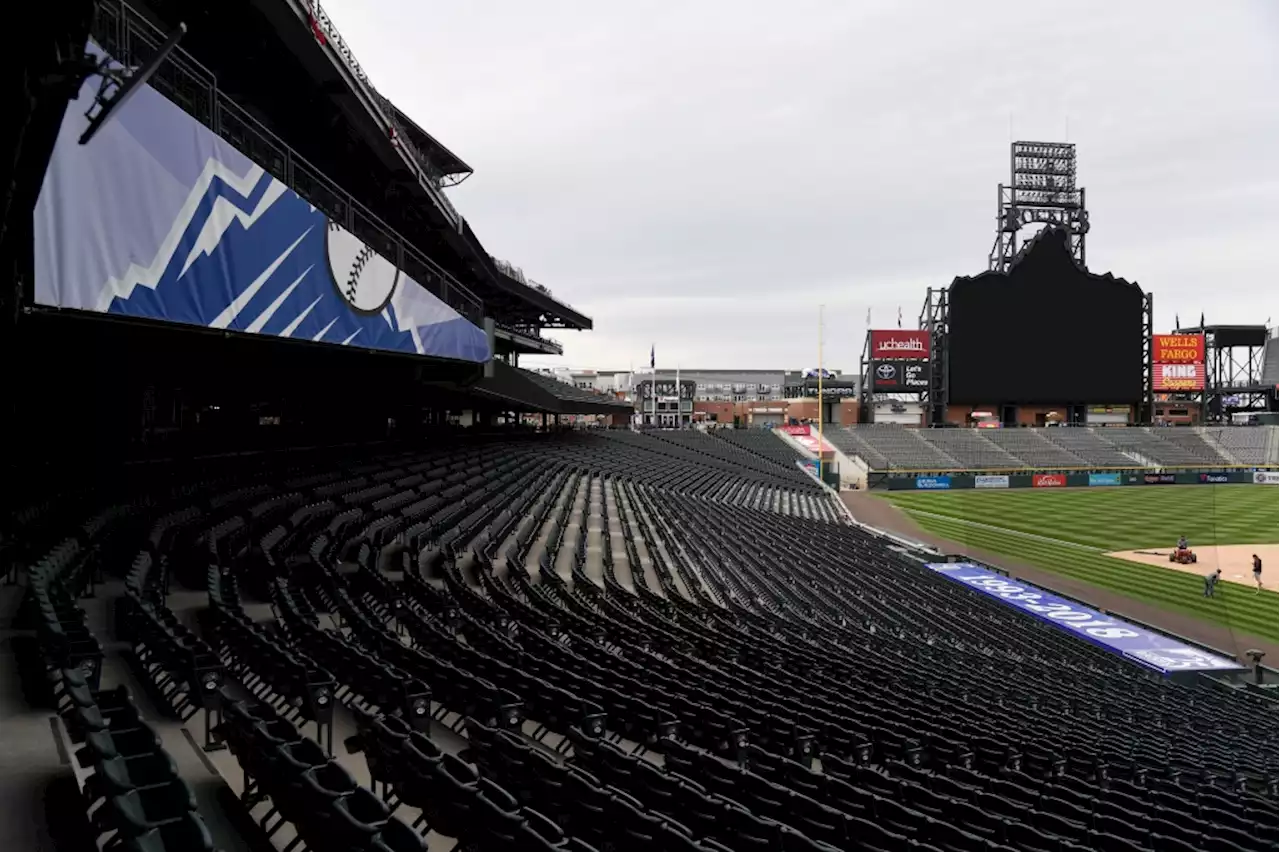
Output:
[{"xmin": 873, "ymin": 469, "xmax": 1279, "ymax": 491}]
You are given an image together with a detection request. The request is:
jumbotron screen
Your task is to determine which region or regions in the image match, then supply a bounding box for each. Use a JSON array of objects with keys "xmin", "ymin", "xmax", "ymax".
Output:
[{"xmin": 947, "ymin": 237, "xmax": 1145, "ymax": 405}]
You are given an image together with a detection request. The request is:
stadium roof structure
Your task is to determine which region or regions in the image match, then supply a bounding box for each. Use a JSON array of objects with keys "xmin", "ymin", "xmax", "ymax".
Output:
[
  {"xmin": 388, "ymin": 105, "xmax": 473, "ymax": 185},
  {"xmin": 258, "ymin": 0, "xmax": 593, "ymax": 332},
  {"xmin": 129, "ymin": 0, "xmax": 590, "ymax": 333},
  {"xmin": 1173, "ymin": 324, "xmax": 1271, "ymax": 346},
  {"xmin": 437, "ymin": 362, "xmax": 631, "ymax": 417}
]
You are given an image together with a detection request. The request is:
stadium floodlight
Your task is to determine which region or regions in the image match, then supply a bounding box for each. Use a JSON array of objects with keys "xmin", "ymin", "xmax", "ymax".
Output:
[
  {"xmin": 990, "ymin": 140, "xmax": 1090, "ymax": 272},
  {"xmin": 79, "ymin": 23, "xmax": 187, "ymax": 146}
]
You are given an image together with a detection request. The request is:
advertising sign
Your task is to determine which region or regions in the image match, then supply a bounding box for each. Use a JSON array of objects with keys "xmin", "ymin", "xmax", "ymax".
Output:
[
  {"xmin": 1254, "ymin": 471, "xmax": 1280, "ymax": 485},
  {"xmin": 1088, "ymin": 473, "xmax": 1122, "ymax": 487},
  {"xmin": 1152, "ymin": 363, "xmax": 1206, "ymax": 392},
  {"xmin": 792, "ymin": 432, "xmax": 834, "ymax": 455},
  {"xmin": 782, "ymin": 425, "xmax": 811, "ymax": 436},
  {"xmin": 1144, "ymin": 473, "xmax": 1177, "ymax": 485},
  {"xmin": 1199, "ymin": 473, "xmax": 1230, "ymax": 484},
  {"xmin": 33, "ymin": 42, "xmax": 488, "ymax": 363},
  {"xmin": 1152, "ymin": 334, "xmax": 1206, "ymax": 364},
  {"xmin": 870, "ymin": 330, "xmax": 930, "ymax": 360},
  {"xmin": 801, "ymin": 378, "xmax": 858, "ymax": 398},
  {"xmin": 1032, "ymin": 474, "xmax": 1067, "ymax": 488},
  {"xmin": 975, "ymin": 475, "xmax": 1010, "ymax": 489},
  {"xmin": 871, "ymin": 361, "xmax": 931, "ymax": 393},
  {"xmin": 927, "ymin": 564, "xmax": 1242, "ymax": 673},
  {"xmin": 916, "ymin": 476, "xmax": 951, "ymax": 490}
]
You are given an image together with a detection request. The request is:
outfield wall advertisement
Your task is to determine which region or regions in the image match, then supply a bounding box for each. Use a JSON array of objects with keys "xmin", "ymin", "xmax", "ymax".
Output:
[
  {"xmin": 915, "ymin": 476, "xmax": 951, "ymax": 490},
  {"xmin": 881, "ymin": 469, "xmax": 1272, "ymax": 490},
  {"xmin": 33, "ymin": 41, "xmax": 489, "ymax": 364},
  {"xmin": 927, "ymin": 563, "xmax": 1243, "ymax": 675},
  {"xmin": 974, "ymin": 475, "xmax": 1009, "ymax": 489}
]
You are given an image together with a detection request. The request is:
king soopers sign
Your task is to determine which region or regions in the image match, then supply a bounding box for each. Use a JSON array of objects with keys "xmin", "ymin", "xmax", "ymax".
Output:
[{"xmin": 927, "ymin": 564, "xmax": 1242, "ymax": 674}]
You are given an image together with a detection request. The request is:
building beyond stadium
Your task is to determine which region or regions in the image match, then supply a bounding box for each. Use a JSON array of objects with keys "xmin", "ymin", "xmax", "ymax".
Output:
[{"xmin": 532, "ymin": 368, "xmax": 918, "ymax": 428}]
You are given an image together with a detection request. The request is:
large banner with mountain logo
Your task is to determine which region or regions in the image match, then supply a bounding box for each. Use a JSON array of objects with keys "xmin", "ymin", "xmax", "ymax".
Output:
[{"xmin": 34, "ymin": 41, "xmax": 489, "ymax": 363}]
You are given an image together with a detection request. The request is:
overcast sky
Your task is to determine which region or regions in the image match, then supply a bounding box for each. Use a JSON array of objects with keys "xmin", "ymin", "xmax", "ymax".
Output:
[{"xmin": 322, "ymin": 0, "xmax": 1277, "ymax": 373}]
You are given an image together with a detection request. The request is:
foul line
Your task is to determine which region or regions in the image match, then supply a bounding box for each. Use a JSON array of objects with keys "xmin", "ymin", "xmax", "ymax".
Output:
[{"xmin": 901, "ymin": 508, "xmax": 1105, "ymax": 554}]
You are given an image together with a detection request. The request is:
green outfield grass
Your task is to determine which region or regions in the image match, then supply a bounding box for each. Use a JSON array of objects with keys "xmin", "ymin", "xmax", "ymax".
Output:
[{"xmin": 883, "ymin": 486, "xmax": 1279, "ymax": 640}]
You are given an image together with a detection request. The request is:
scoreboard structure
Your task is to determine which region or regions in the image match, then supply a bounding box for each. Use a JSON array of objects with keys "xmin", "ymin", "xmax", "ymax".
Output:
[{"xmin": 1152, "ymin": 334, "xmax": 1206, "ymax": 393}]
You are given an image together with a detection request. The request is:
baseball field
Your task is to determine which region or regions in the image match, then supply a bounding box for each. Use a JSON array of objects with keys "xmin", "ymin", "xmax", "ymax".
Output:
[{"xmin": 882, "ymin": 485, "xmax": 1279, "ymax": 642}]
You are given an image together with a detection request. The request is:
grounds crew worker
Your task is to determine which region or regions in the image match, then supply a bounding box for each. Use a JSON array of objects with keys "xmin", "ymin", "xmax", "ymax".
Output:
[
  {"xmin": 1177, "ymin": 535, "xmax": 1188, "ymax": 551},
  {"xmin": 1203, "ymin": 568, "xmax": 1222, "ymax": 598},
  {"xmin": 1253, "ymin": 554, "xmax": 1264, "ymax": 593}
]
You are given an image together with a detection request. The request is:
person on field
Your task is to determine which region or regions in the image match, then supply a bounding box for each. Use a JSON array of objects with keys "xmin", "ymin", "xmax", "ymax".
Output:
[
  {"xmin": 1177, "ymin": 535, "xmax": 1188, "ymax": 551},
  {"xmin": 1203, "ymin": 568, "xmax": 1222, "ymax": 598},
  {"xmin": 1253, "ymin": 554, "xmax": 1264, "ymax": 593}
]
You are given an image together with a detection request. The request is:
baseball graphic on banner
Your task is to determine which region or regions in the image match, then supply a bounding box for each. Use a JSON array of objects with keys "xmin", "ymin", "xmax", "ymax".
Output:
[{"xmin": 326, "ymin": 222, "xmax": 400, "ymax": 314}]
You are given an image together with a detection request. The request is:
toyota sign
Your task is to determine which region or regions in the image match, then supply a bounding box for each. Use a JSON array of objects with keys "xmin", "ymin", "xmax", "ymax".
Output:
[{"xmin": 872, "ymin": 360, "xmax": 931, "ymax": 393}]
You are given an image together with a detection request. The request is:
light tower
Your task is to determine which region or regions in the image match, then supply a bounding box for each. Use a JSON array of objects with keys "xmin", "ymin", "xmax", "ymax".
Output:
[{"xmin": 989, "ymin": 142, "xmax": 1090, "ymax": 272}]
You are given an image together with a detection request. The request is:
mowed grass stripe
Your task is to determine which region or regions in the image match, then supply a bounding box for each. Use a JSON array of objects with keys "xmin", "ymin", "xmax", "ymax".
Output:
[
  {"xmin": 902, "ymin": 509, "xmax": 1104, "ymax": 553},
  {"xmin": 912, "ymin": 514, "xmax": 1278, "ymax": 640},
  {"xmin": 887, "ymin": 486, "xmax": 1278, "ymax": 550}
]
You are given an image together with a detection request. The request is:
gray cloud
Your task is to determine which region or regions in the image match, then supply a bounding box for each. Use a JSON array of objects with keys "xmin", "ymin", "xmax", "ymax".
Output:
[{"xmin": 320, "ymin": 0, "xmax": 1278, "ymax": 372}]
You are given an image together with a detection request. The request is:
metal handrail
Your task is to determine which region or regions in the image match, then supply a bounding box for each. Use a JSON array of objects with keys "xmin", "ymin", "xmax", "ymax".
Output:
[
  {"xmin": 495, "ymin": 323, "xmax": 563, "ymax": 352},
  {"xmin": 488, "ymin": 256, "xmax": 582, "ymax": 315},
  {"xmin": 94, "ymin": 0, "xmax": 484, "ymax": 325},
  {"xmin": 302, "ymin": 0, "xmax": 461, "ymax": 226}
]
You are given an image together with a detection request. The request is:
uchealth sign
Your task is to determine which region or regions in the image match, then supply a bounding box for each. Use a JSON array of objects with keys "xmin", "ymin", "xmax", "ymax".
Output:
[
  {"xmin": 1032, "ymin": 474, "xmax": 1066, "ymax": 488},
  {"xmin": 927, "ymin": 563, "xmax": 1242, "ymax": 674},
  {"xmin": 870, "ymin": 330, "xmax": 930, "ymax": 360},
  {"xmin": 975, "ymin": 475, "xmax": 1009, "ymax": 489}
]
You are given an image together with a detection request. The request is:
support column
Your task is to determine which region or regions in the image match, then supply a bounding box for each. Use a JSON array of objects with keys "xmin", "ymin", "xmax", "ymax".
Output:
[{"xmin": 483, "ymin": 316, "xmax": 496, "ymax": 379}]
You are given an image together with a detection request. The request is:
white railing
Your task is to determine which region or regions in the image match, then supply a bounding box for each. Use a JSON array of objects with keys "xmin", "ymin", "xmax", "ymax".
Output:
[{"xmin": 490, "ymin": 256, "xmax": 581, "ymax": 314}]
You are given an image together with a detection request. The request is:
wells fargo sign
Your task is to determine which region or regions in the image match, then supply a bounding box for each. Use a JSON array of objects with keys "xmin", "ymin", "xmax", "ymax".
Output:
[{"xmin": 1152, "ymin": 334, "xmax": 1205, "ymax": 364}]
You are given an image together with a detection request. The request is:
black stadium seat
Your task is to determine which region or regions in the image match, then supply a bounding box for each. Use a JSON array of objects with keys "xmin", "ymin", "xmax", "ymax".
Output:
[{"xmin": 8, "ymin": 432, "xmax": 1276, "ymax": 851}]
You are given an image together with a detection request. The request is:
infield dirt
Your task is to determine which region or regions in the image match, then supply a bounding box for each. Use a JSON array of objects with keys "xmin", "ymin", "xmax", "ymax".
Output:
[{"xmin": 1107, "ymin": 544, "xmax": 1278, "ymax": 591}]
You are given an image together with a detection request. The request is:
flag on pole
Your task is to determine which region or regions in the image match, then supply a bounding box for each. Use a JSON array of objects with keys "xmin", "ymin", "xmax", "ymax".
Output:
[
  {"xmin": 650, "ymin": 345, "xmax": 655, "ymax": 369},
  {"xmin": 1175, "ymin": 314, "xmax": 1180, "ymax": 330},
  {"xmin": 897, "ymin": 307, "xmax": 902, "ymax": 328}
]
